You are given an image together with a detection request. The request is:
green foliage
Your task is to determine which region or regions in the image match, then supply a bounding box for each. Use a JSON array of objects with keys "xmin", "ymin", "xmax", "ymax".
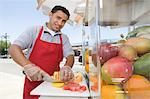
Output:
[{"xmin": 0, "ymin": 40, "xmax": 11, "ymax": 55}]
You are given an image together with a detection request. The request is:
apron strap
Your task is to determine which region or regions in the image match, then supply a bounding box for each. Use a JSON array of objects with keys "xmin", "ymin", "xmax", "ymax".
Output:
[{"xmin": 37, "ymin": 26, "xmax": 44, "ymax": 40}]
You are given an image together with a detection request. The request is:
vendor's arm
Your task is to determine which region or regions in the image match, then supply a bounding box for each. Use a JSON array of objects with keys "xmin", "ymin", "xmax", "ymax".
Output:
[
  {"xmin": 60, "ymin": 34, "xmax": 74, "ymax": 81},
  {"xmin": 64, "ymin": 55, "xmax": 74, "ymax": 68},
  {"xmin": 9, "ymin": 27, "xmax": 35, "ymax": 66},
  {"xmin": 62, "ymin": 34, "xmax": 75, "ymax": 67},
  {"xmin": 9, "ymin": 26, "xmax": 51, "ymax": 81},
  {"xmin": 9, "ymin": 44, "xmax": 31, "ymax": 66}
]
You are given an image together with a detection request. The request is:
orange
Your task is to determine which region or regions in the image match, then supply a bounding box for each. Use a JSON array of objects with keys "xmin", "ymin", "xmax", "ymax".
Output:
[
  {"xmin": 123, "ymin": 75, "xmax": 150, "ymax": 99},
  {"xmin": 101, "ymin": 85, "xmax": 125, "ymax": 99}
]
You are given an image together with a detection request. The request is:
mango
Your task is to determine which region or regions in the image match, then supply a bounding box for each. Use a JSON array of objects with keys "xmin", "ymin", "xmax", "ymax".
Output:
[
  {"xmin": 134, "ymin": 53, "xmax": 150, "ymax": 78},
  {"xmin": 123, "ymin": 75, "xmax": 150, "ymax": 99},
  {"xmin": 102, "ymin": 85, "xmax": 126, "ymax": 99},
  {"xmin": 118, "ymin": 45, "xmax": 138, "ymax": 61},
  {"xmin": 101, "ymin": 57, "xmax": 133, "ymax": 84},
  {"xmin": 125, "ymin": 37, "xmax": 150, "ymax": 55}
]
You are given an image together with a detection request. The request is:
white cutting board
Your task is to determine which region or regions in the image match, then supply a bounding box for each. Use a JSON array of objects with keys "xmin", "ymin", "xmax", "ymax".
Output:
[{"xmin": 30, "ymin": 74, "xmax": 90, "ymax": 98}]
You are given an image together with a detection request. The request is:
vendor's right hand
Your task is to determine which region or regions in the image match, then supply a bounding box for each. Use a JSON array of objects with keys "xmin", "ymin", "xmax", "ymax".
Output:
[{"xmin": 23, "ymin": 64, "xmax": 49, "ymax": 81}]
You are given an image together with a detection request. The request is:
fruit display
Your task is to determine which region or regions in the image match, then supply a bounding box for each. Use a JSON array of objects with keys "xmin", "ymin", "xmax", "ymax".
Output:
[{"xmin": 97, "ymin": 36, "xmax": 150, "ymax": 99}]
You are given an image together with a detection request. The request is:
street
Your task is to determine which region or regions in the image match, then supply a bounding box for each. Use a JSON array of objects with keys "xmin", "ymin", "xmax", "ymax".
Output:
[
  {"xmin": 0, "ymin": 59, "xmax": 24, "ymax": 99},
  {"xmin": 0, "ymin": 57, "xmax": 82, "ymax": 99}
]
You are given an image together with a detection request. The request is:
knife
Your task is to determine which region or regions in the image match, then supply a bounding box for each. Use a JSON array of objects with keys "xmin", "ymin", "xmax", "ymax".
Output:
[{"xmin": 42, "ymin": 73, "xmax": 64, "ymax": 83}]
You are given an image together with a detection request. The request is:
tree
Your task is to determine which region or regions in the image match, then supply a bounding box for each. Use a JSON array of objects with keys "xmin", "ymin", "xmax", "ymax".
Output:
[{"xmin": 0, "ymin": 40, "xmax": 11, "ymax": 55}]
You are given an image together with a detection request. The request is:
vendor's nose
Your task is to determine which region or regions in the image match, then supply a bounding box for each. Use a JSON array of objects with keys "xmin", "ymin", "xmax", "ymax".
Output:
[
  {"xmin": 58, "ymin": 19, "xmax": 65, "ymax": 26},
  {"xmin": 57, "ymin": 20, "xmax": 62, "ymax": 25}
]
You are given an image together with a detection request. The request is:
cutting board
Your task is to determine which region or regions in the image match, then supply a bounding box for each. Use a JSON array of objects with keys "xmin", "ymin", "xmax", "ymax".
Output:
[{"xmin": 30, "ymin": 73, "xmax": 90, "ymax": 98}]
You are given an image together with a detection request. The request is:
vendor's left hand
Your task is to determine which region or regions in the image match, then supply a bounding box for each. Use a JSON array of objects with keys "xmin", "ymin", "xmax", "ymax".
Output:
[{"xmin": 60, "ymin": 66, "xmax": 74, "ymax": 82}]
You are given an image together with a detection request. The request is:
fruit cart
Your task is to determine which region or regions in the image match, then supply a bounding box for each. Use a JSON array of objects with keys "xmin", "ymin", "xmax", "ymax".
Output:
[
  {"xmin": 82, "ymin": 0, "xmax": 150, "ymax": 99},
  {"xmin": 31, "ymin": 0, "xmax": 150, "ymax": 99}
]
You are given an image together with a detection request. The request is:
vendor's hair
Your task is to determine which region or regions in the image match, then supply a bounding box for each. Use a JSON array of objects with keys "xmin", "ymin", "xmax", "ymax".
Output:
[{"xmin": 51, "ymin": 5, "xmax": 70, "ymax": 19}]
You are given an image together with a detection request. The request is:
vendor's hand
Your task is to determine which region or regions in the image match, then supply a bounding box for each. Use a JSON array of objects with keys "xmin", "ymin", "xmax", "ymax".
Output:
[
  {"xmin": 60, "ymin": 66, "xmax": 74, "ymax": 82},
  {"xmin": 23, "ymin": 64, "xmax": 49, "ymax": 81}
]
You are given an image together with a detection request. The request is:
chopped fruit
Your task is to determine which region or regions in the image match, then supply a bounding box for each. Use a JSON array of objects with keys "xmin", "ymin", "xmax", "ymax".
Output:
[
  {"xmin": 80, "ymin": 86, "xmax": 87, "ymax": 91},
  {"xmin": 73, "ymin": 72, "xmax": 83, "ymax": 83},
  {"xmin": 51, "ymin": 82, "xmax": 65, "ymax": 88},
  {"xmin": 91, "ymin": 85, "xmax": 98, "ymax": 92},
  {"xmin": 63, "ymin": 82, "xmax": 86, "ymax": 92},
  {"xmin": 52, "ymin": 71, "xmax": 62, "ymax": 82}
]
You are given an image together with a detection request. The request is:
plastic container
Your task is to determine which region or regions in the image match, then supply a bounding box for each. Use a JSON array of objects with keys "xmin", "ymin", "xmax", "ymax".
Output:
[{"xmin": 82, "ymin": 0, "xmax": 150, "ymax": 99}]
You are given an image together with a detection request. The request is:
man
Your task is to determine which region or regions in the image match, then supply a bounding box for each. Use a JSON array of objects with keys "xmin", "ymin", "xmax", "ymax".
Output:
[{"xmin": 9, "ymin": 5, "xmax": 74, "ymax": 99}]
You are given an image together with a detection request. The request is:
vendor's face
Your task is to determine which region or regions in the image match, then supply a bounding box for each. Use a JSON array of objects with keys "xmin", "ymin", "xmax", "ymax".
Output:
[{"xmin": 49, "ymin": 10, "xmax": 68, "ymax": 32}]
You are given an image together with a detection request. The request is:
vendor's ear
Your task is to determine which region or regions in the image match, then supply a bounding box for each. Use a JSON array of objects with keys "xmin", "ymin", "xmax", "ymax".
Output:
[{"xmin": 49, "ymin": 12, "xmax": 52, "ymax": 17}]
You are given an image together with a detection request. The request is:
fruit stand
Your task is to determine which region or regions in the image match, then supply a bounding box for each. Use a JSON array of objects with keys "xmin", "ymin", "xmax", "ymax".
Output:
[
  {"xmin": 31, "ymin": 0, "xmax": 150, "ymax": 99},
  {"xmin": 82, "ymin": 0, "xmax": 150, "ymax": 99}
]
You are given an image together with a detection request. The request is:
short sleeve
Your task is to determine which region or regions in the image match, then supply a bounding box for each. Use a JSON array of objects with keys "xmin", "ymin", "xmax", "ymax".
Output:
[
  {"xmin": 13, "ymin": 26, "xmax": 37, "ymax": 50},
  {"xmin": 62, "ymin": 34, "xmax": 74, "ymax": 57}
]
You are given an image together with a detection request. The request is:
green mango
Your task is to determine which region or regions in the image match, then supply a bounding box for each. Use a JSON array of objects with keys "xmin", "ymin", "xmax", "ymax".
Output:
[
  {"xmin": 126, "ymin": 26, "xmax": 150, "ymax": 39},
  {"xmin": 134, "ymin": 53, "xmax": 150, "ymax": 78}
]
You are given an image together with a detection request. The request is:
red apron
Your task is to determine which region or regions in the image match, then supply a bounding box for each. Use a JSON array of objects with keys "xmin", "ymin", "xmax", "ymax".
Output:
[{"xmin": 23, "ymin": 26, "xmax": 63, "ymax": 99}]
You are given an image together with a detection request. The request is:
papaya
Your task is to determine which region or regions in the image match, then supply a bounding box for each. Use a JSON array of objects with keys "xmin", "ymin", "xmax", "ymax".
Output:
[
  {"xmin": 125, "ymin": 37, "xmax": 150, "ymax": 55},
  {"xmin": 134, "ymin": 53, "xmax": 150, "ymax": 78}
]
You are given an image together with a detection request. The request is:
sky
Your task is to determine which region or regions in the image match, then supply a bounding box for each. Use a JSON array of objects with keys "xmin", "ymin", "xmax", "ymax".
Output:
[
  {"xmin": 0, "ymin": 0, "xmax": 83, "ymax": 45},
  {"xmin": 0, "ymin": 0, "xmax": 129, "ymax": 45}
]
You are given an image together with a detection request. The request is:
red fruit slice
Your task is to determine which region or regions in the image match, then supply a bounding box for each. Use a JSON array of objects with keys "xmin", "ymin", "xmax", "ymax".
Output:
[{"xmin": 63, "ymin": 82, "xmax": 86, "ymax": 92}]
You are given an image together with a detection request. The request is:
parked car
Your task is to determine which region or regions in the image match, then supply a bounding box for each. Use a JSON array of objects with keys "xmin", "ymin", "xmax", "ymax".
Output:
[{"xmin": 78, "ymin": 53, "xmax": 82, "ymax": 62}]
